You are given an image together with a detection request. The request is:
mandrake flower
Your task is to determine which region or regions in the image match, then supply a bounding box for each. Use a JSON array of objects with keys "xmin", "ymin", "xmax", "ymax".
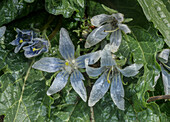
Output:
[
  {"xmin": 10, "ymin": 28, "xmax": 34, "ymax": 53},
  {"xmin": 85, "ymin": 47, "xmax": 143, "ymax": 110},
  {"xmin": 23, "ymin": 38, "xmax": 49, "ymax": 58},
  {"xmin": 85, "ymin": 13, "xmax": 131, "ymax": 53},
  {"xmin": 32, "ymin": 28, "xmax": 101, "ymax": 102}
]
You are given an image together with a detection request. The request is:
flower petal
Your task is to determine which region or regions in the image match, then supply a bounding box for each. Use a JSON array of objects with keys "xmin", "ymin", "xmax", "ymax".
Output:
[
  {"xmin": 14, "ymin": 42, "xmax": 27, "ymax": 53},
  {"xmin": 16, "ymin": 28, "xmax": 34, "ymax": 42},
  {"xmin": 117, "ymin": 64, "xmax": 143, "ymax": 77},
  {"xmin": 70, "ymin": 70, "xmax": 87, "ymax": 102},
  {"xmin": 59, "ymin": 28, "xmax": 75, "ymax": 60},
  {"xmin": 153, "ymin": 73, "xmax": 160, "ymax": 88},
  {"xmin": 32, "ymin": 57, "xmax": 65, "ymax": 73},
  {"xmin": 88, "ymin": 72, "xmax": 110, "ymax": 106},
  {"xmin": 161, "ymin": 65, "xmax": 170, "ymax": 95},
  {"xmin": 23, "ymin": 38, "xmax": 49, "ymax": 58},
  {"xmin": 101, "ymin": 49, "xmax": 116, "ymax": 67},
  {"xmin": 47, "ymin": 70, "xmax": 69, "ymax": 96},
  {"xmin": 158, "ymin": 49, "xmax": 170, "ymax": 64},
  {"xmin": 85, "ymin": 24, "xmax": 112, "ymax": 48},
  {"xmin": 10, "ymin": 38, "xmax": 20, "ymax": 46},
  {"xmin": 118, "ymin": 24, "xmax": 131, "ymax": 34},
  {"xmin": 112, "ymin": 13, "xmax": 124, "ymax": 23},
  {"xmin": 0, "ymin": 26, "xmax": 6, "ymax": 38},
  {"xmin": 91, "ymin": 14, "xmax": 114, "ymax": 27},
  {"xmin": 85, "ymin": 59, "xmax": 106, "ymax": 77},
  {"xmin": 109, "ymin": 29, "xmax": 122, "ymax": 53},
  {"xmin": 110, "ymin": 71, "xmax": 125, "ymax": 110},
  {"xmin": 76, "ymin": 51, "xmax": 101, "ymax": 68}
]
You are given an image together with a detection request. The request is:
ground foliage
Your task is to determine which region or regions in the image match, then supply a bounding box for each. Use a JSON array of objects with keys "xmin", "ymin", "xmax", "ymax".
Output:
[{"xmin": 0, "ymin": 0, "xmax": 170, "ymax": 121}]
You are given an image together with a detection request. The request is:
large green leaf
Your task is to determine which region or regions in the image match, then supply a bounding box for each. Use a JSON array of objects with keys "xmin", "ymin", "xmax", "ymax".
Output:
[
  {"xmin": 92, "ymin": 92, "xmax": 170, "ymax": 122},
  {"xmin": 127, "ymin": 27, "xmax": 164, "ymax": 65},
  {"xmin": 45, "ymin": 0, "xmax": 85, "ymax": 18},
  {"xmin": 123, "ymin": 27, "xmax": 164, "ymax": 111},
  {"xmin": 0, "ymin": 0, "xmax": 43, "ymax": 27},
  {"xmin": 137, "ymin": 0, "xmax": 170, "ymax": 47}
]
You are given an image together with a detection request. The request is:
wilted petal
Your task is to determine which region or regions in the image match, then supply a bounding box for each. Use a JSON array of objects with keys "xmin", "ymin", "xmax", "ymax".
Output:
[
  {"xmin": 85, "ymin": 24, "xmax": 112, "ymax": 48},
  {"xmin": 110, "ymin": 29, "xmax": 122, "ymax": 53},
  {"xmin": 76, "ymin": 51, "xmax": 101, "ymax": 68},
  {"xmin": 101, "ymin": 49, "xmax": 116, "ymax": 67},
  {"xmin": 47, "ymin": 71, "xmax": 69, "ymax": 95},
  {"xmin": 91, "ymin": 14, "xmax": 114, "ymax": 27},
  {"xmin": 117, "ymin": 64, "xmax": 143, "ymax": 77},
  {"xmin": 112, "ymin": 13, "xmax": 124, "ymax": 23},
  {"xmin": 59, "ymin": 28, "xmax": 75, "ymax": 60},
  {"xmin": 70, "ymin": 70, "xmax": 87, "ymax": 102},
  {"xmin": 158, "ymin": 49, "xmax": 170, "ymax": 64},
  {"xmin": 0, "ymin": 26, "xmax": 6, "ymax": 38},
  {"xmin": 110, "ymin": 71, "xmax": 125, "ymax": 110},
  {"xmin": 32, "ymin": 57, "xmax": 65, "ymax": 73},
  {"xmin": 118, "ymin": 24, "xmax": 131, "ymax": 34},
  {"xmin": 85, "ymin": 59, "xmax": 106, "ymax": 77},
  {"xmin": 88, "ymin": 72, "xmax": 110, "ymax": 106},
  {"xmin": 161, "ymin": 65, "xmax": 170, "ymax": 95}
]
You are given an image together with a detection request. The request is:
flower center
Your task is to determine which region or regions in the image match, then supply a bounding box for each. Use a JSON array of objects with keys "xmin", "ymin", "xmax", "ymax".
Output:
[
  {"xmin": 19, "ymin": 39, "xmax": 23, "ymax": 43},
  {"xmin": 64, "ymin": 60, "xmax": 78, "ymax": 74}
]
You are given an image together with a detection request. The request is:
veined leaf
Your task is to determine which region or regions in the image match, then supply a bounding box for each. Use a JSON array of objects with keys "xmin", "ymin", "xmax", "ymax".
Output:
[
  {"xmin": 126, "ymin": 27, "xmax": 164, "ymax": 64},
  {"xmin": 0, "ymin": 0, "xmax": 42, "ymax": 26},
  {"xmin": 137, "ymin": 0, "xmax": 170, "ymax": 47},
  {"xmin": 45, "ymin": 0, "xmax": 85, "ymax": 18}
]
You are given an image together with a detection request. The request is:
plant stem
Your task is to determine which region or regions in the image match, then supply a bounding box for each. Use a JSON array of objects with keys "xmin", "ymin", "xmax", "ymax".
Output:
[
  {"xmin": 90, "ymin": 107, "xmax": 95, "ymax": 122},
  {"xmin": 40, "ymin": 15, "xmax": 55, "ymax": 31},
  {"xmin": 48, "ymin": 16, "xmax": 63, "ymax": 40},
  {"xmin": 147, "ymin": 95, "xmax": 170, "ymax": 103}
]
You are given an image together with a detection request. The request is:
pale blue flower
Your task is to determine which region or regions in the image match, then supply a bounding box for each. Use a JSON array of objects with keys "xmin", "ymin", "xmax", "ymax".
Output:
[
  {"xmin": 32, "ymin": 28, "xmax": 101, "ymax": 102},
  {"xmin": 85, "ymin": 48, "xmax": 142, "ymax": 110},
  {"xmin": 10, "ymin": 28, "xmax": 34, "ymax": 53},
  {"xmin": 23, "ymin": 38, "xmax": 49, "ymax": 58},
  {"xmin": 85, "ymin": 13, "xmax": 131, "ymax": 53},
  {"xmin": 154, "ymin": 49, "xmax": 170, "ymax": 95}
]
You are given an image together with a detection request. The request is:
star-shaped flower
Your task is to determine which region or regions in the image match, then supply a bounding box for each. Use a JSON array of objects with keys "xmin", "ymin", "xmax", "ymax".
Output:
[
  {"xmin": 85, "ymin": 48, "xmax": 142, "ymax": 110},
  {"xmin": 10, "ymin": 28, "xmax": 34, "ymax": 53},
  {"xmin": 85, "ymin": 13, "xmax": 131, "ymax": 53},
  {"xmin": 32, "ymin": 28, "xmax": 101, "ymax": 102},
  {"xmin": 23, "ymin": 38, "xmax": 49, "ymax": 58}
]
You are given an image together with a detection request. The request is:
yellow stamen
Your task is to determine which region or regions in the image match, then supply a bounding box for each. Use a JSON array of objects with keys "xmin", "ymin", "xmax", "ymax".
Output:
[
  {"xmin": 19, "ymin": 39, "xmax": 23, "ymax": 43},
  {"xmin": 104, "ymin": 27, "xmax": 119, "ymax": 33},
  {"xmin": 65, "ymin": 61, "xmax": 69, "ymax": 66},
  {"xmin": 32, "ymin": 48, "xmax": 40, "ymax": 52},
  {"xmin": 107, "ymin": 68, "xmax": 112, "ymax": 83}
]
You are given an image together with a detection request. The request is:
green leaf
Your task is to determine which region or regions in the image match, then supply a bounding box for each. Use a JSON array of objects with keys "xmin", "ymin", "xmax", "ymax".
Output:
[
  {"xmin": 137, "ymin": 0, "xmax": 170, "ymax": 47},
  {"xmin": 24, "ymin": 0, "xmax": 35, "ymax": 3},
  {"xmin": 0, "ymin": 0, "xmax": 42, "ymax": 26},
  {"xmin": 126, "ymin": 27, "xmax": 164, "ymax": 64},
  {"xmin": 101, "ymin": 4, "xmax": 118, "ymax": 14},
  {"xmin": 92, "ymin": 92, "xmax": 169, "ymax": 121},
  {"xmin": 45, "ymin": 0, "xmax": 85, "ymax": 18}
]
